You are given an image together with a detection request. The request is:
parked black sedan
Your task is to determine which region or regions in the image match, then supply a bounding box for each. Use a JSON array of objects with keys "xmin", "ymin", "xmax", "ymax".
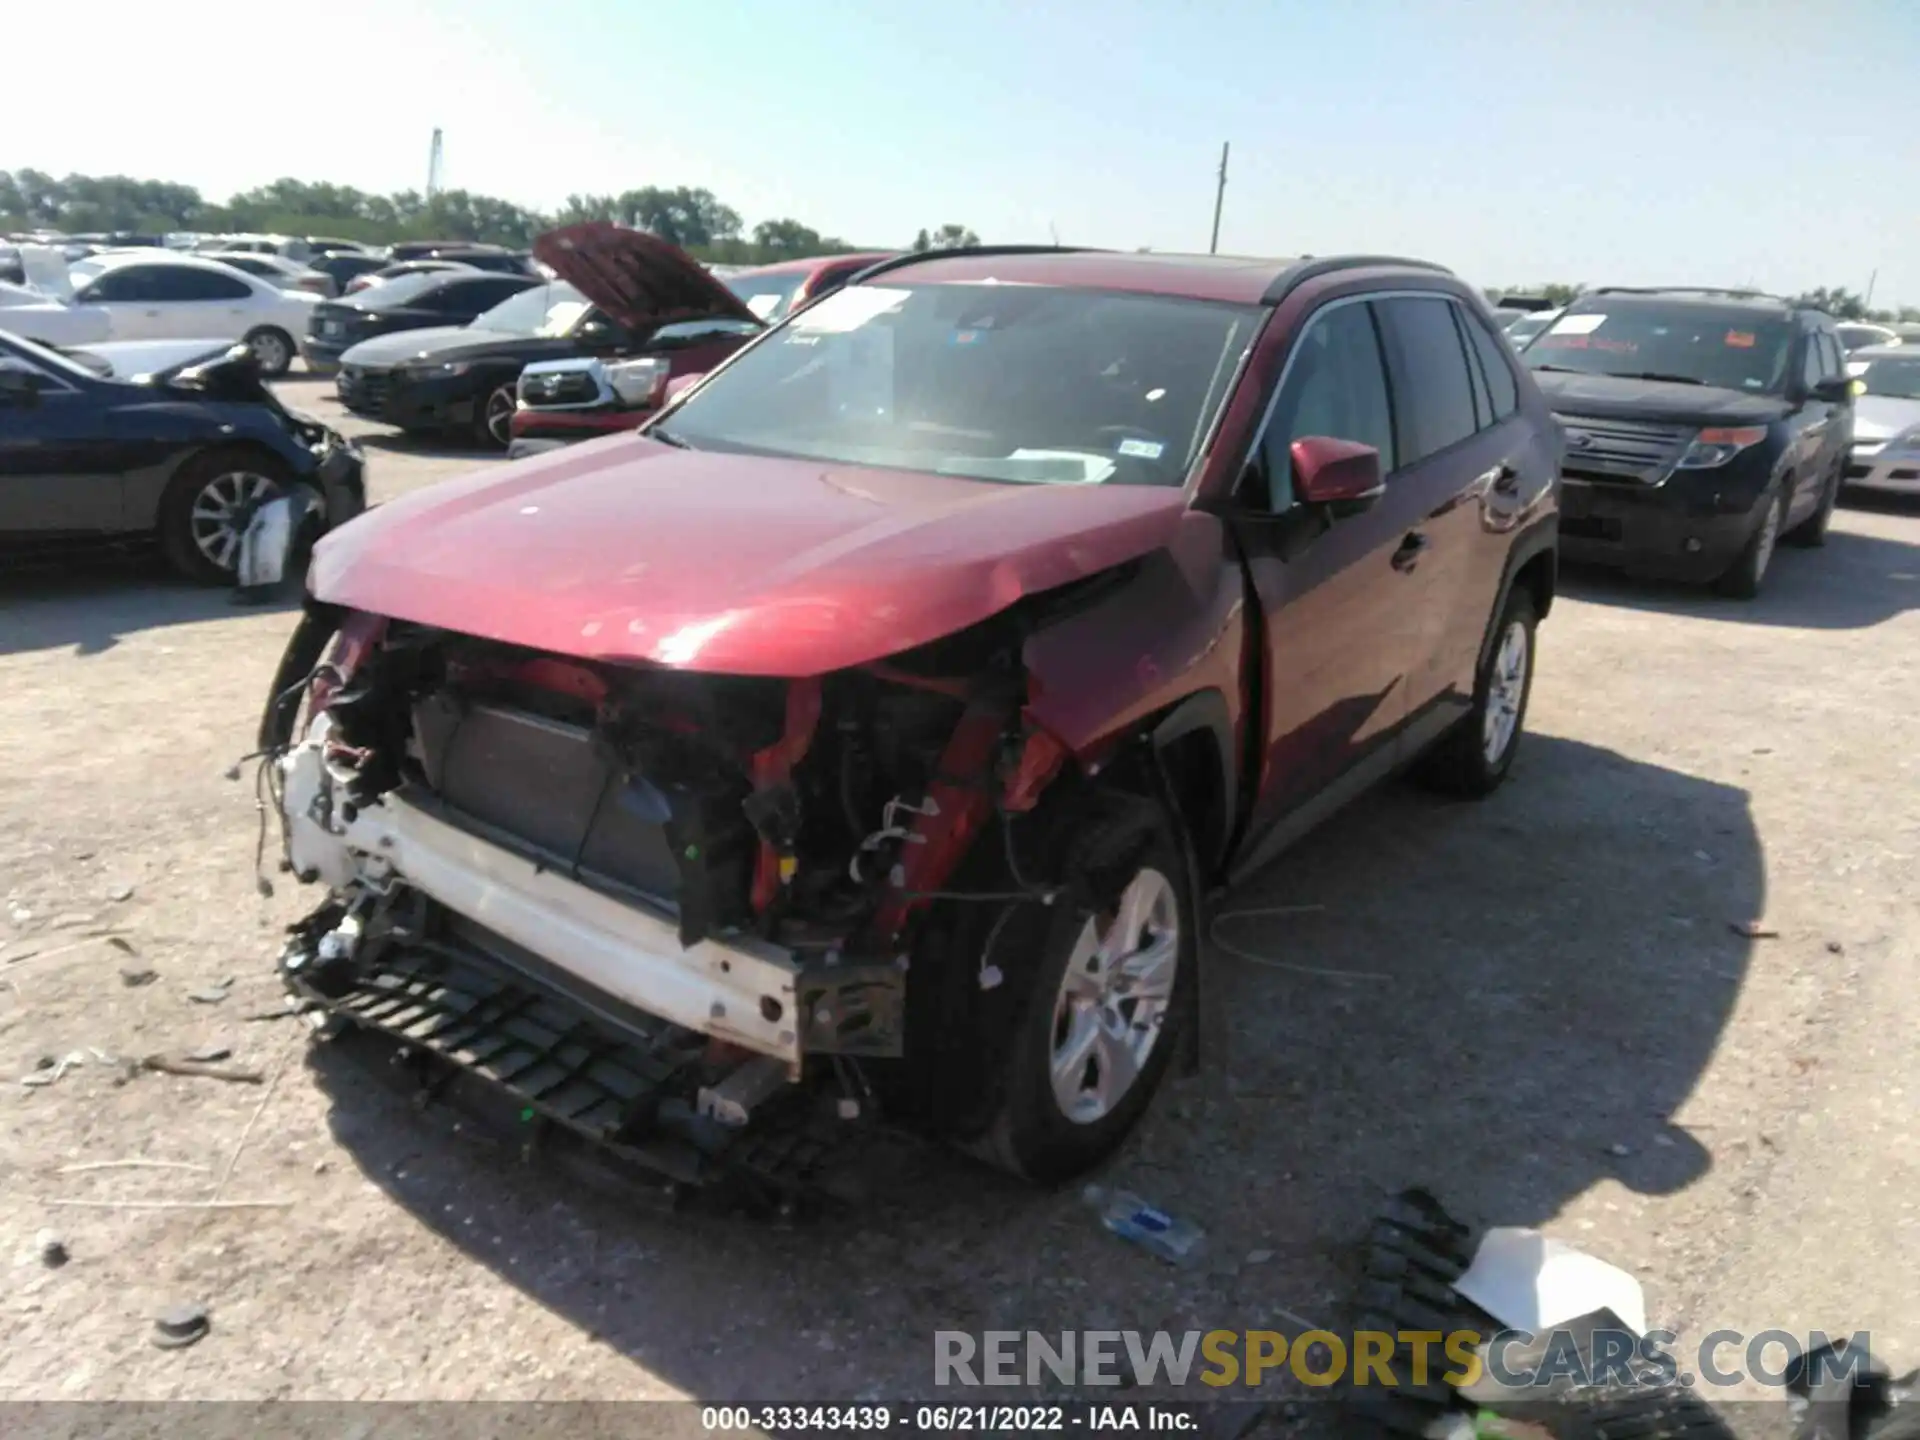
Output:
[
  {"xmin": 303, "ymin": 270, "xmax": 540, "ymax": 375},
  {"xmin": 0, "ymin": 329, "xmax": 364, "ymax": 583}
]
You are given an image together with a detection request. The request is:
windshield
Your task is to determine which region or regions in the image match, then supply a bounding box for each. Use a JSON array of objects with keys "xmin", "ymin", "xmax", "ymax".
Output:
[
  {"xmin": 1522, "ymin": 304, "xmax": 1794, "ymax": 391},
  {"xmin": 1506, "ymin": 312, "xmax": 1556, "ymax": 347},
  {"xmin": 351, "ymin": 271, "xmax": 448, "ymax": 308},
  {"xmin": 660, "ymin": 282, "xmax": 1263, "ymax": 487},
  {"xmin": 0, "ymin": 332, "xmax": 109, "ymax": 383},
  {"xmin": 724, "ymin": 270, "xmax": 809, "ymax": 323},
  {"xmin": 1858, "ymin": 354, "xmax": 1920, "ymax": 401},
  {"xmin": 1836, "ymin": 325, "xmax": 1894, "ymax": 353},
  {"xmin": 470, "ymin": 281, "xmax": 587, "ymax": 336}
]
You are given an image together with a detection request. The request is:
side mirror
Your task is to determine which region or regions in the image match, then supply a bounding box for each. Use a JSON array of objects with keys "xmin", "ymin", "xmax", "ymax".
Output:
[
  {"xmin": 1809, "ymin": 377, "xmax": 1854, "ymax": 404},
  {"xmin": 1292, "ymin": 436, "xmax": 1385, "ymax": 505},
  {"xmin": 0, "ymin": 368, "xmax": 43, "ymax": 408}
]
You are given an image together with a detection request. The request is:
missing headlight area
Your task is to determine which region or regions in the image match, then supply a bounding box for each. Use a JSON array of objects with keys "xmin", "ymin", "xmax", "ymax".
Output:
[{"xmin": 265, "ymin": 609, "xmax": 1089, "ymax": 1202}]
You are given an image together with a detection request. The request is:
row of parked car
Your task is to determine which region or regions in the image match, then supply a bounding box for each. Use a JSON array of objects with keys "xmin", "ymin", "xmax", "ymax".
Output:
[{"xmin": 0, "ymin": 231, "xmax": 546, "ymax": 377}]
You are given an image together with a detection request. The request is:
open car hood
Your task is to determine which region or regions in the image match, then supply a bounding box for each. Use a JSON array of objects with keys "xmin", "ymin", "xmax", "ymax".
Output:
[
  {"xmin": 532, "ymin": 222, "xmax": 759, "ymax": 334},
  {"xmin": 308, "ymin": 435, "xmax": 1188, "ymax": 677}
]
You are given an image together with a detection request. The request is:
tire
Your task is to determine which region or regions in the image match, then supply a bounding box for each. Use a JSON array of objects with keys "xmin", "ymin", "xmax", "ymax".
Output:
[
  {"xmin": 1713, "ymin": 487, "xmax": 1787, "ymax": 598},
  {"xmin": 242, "ymin": 326, "xmax": 295, "ymax": 378},
  {"xmin": 1783, "ymin": 463, "xmax": 1840, "ymax": 548},
  {"xmin": 474, "ymin": 382, "xmax": 516, "ymax": 450},
  {"xmin": 970, "ymin": 799, "xmax": 1196, "ymax": 1183},
  {"xmin": 157, "ymin": 450, "xmax": 292, "ymax": 585},
  {"xmin": 1415, "ymin": 588, "xmax": 1537, "ymax": 798}
]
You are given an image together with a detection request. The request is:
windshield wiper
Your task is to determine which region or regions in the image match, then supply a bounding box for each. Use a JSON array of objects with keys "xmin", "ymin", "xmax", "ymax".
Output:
[
  {"xmin": 1528, "ymin": 364, "xmax": 1584, "ymax": 373},
  {"xmin": 1613, "ymin": 372, "xmax": 1707, "ymax": 386},
  {"xmin": 645, "ymin": 427, "xmax": 691, "ymax": 449}
]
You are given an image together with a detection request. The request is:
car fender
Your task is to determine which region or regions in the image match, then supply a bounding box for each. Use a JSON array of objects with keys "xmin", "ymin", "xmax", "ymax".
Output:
[
  {"xmin": 1476, "ymin": 512, "xmax": 1558, "ymax": 675},
  {"xmin": 121, "ymin": 405, "xmax": 312, "ymax": 530},
  {"xmin": 1020, "ymin": 510, "xmax": 1248, "ymax": 862}
]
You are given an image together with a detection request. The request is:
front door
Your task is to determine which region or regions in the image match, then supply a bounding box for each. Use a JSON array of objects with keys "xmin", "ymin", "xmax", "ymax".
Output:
[
  {"xmin": 0, "ymin": 356, "xmax": 124, "ymax": 534},
  {"xmin": 1225, "ymin": 295, "xmax": 1427, "ymax": 868}
]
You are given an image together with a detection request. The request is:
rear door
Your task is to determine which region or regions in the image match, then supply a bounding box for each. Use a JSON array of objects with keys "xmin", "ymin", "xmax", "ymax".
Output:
[
  {"xmin": 1226, "ymin": 294, "xmax": 1423, "ymax": 849},
  {"xmin": 74, "ymin": 264, "xmax": 171, "ymax": 339},
  {"xmin": 147, "ymin": 265, "xmax": 255, "ymax": 340}
]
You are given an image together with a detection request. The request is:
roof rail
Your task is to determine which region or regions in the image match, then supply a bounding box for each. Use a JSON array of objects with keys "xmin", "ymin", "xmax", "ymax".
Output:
[
  {"xmin": 1588, "ymin": 285, "xmax": 1792, "ymax": 305},
  {"xmin": 844, "ymin": 244, "xmax": 1107, "ymax": 287},
  {"xmin": 1262, "ymin": 254, "xmax": 1453, "ymax": 305}
]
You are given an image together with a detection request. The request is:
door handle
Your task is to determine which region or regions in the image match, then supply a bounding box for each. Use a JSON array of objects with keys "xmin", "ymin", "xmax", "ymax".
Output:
[
  {"xmin": 1391, "ymin": 531, "xmax": 1428, "ymax": 573},
  {"xmin": 1491, "ymin": 463, "xmax": 1521, "ymax": 495}
]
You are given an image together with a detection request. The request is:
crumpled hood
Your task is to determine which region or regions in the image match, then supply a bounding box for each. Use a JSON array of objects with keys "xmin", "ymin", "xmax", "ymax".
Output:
[
  {"xmin": 533, "ymin": 222, "xmax": 759, "ymax": 334},
  {"xmin": 1534, "ymin": 370, "xmax": 1793, "ymax": 426},
  {"xmin": 1853, "ymin": 395, "xmax": 1920, "ymax": 442},
  {"xmin": 309, "ymin": 438, "xmax": 1189, "ymax": 676}
]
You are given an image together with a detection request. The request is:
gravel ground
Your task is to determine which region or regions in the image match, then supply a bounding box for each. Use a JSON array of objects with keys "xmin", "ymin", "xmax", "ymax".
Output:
[{"xmin": 1, "ymin": 377, "xmax": 1915, "ymax": 1433}]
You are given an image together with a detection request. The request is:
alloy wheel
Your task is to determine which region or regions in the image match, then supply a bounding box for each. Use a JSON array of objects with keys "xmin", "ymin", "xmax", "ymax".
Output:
[
  {"xmin": 189, "ymin": 471, "xmax": 282, "ymax": 573},
  {"xmin": 1481, "ymin": 619, "xmax": 1530, "ymax": 765},
  {"xmin": 484, "ymin": 386, "xmax": 515, "ymax": 448},
  {"xmin": 1048, "ymin": 867, "xmax": 1180, "ymax": 1125},
  {"xmin": 248, "ymin": 330, "xmax": 290, "ymax": 374}
]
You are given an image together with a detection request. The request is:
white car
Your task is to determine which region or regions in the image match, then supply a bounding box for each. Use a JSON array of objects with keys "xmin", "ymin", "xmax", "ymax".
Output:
[
  {"xmin": 0, "ymin": 280, "xmax": 111, "ymax": 345},
  {"xmin": 1844, "ymin": 345, "xmax": 1920, "ymax": 497},
  {"xmin": 65, "ymin": 252, "xmax": 318, "ymax": 376}
]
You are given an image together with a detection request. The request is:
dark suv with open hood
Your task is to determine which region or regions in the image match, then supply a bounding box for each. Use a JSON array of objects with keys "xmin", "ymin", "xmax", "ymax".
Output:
[
  {"xmin": 332, "ymin": 224, "xmax": 760, "ymax": 449},
  {"xmin": 1519, "ymin": 288, "xmax": 1853, "ymax": 598}
]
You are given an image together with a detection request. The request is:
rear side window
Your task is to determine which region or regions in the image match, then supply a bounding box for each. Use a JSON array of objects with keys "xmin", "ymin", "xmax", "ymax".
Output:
[
  {"xmin": 1462, "ymin": 307, "xmax": 1520, "ymax": 421},
  {"xmin": 1254, "ymin": 299, "xmax": 1395, "ymax": 510},
  {"xmin": 1818, "ymin": 333, "xmax": 1844, "ymax": 381},
  {"xmin": 159, "ymin": 267, "xmax": 252, "ymax": 300},
  {"xmin": 1375, "ymin": 296, "xmax": 1479, "ymax": 464}
]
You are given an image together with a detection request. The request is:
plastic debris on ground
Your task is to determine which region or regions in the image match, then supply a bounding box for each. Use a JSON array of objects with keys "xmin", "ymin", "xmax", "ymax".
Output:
[{"xmin": 1082, "ymin": 1183, "xmax": 1207, "ymax": 1267}]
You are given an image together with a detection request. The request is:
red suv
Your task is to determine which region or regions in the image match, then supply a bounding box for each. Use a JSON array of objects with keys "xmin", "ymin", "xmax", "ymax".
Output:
[{"xmin": 258, "ymin": 248, "xmax": 1560, "ymax": 1191}]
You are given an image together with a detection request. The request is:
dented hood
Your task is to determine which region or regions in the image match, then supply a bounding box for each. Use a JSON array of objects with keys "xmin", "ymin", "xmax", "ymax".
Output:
[
  {"xmin": 532, "ymin": 223, "xmax": 758, "ymax": 334},
  {"xmin": 308, "ymin": 436, "xmax": 1188, "ymax": 677}
]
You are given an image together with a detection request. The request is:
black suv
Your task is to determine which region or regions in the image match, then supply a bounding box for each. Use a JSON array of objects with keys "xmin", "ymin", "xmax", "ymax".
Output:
[{"xmin": 1517, "ymin": 288, "xmax": 1853, "ymax": 598}]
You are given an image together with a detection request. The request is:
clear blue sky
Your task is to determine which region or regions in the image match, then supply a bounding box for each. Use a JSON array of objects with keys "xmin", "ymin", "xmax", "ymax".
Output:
[{"xmin": 16, "ymin": 0, "xmax": 1917, "ymax": 304}]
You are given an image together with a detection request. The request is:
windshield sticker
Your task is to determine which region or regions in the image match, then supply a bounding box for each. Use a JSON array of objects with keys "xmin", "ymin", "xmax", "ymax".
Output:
[
  {"xmin": 1724, "ymin": 330, "xmax": 1756, "ymax": 348},
  {"xmin": 950, "ymin": 329, "xmax": 984, "ymax": 346},
  {"xmin": 1548, "ymin": 314, "xmax": 1607, "ymax": 336},
  {"xmin": 793, "ymin": 285, "xmax": 911, "ymax": 333},
  {"xmin": 1117, "ymin": 437, "xmax": 1165, "ymax": 460}
]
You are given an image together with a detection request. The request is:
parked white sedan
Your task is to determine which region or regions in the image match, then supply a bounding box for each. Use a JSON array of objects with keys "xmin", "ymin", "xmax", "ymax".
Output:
[
  {"xmin": 65, "ymin": 252, "xmax": 318, "ymax": 375},
  {"xmin": 0, "ymin": 280, "xmax": 112, "ymax": 346}
]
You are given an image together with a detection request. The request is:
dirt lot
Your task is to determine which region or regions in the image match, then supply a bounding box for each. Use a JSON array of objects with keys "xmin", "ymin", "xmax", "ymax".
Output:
[{"xmin": 2, "ymin": 376, "xmax": 1916, "ymax": 1427}]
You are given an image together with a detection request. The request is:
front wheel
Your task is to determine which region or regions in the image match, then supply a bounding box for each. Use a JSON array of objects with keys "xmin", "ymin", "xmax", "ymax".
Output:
[
  {"xmin": 1713, "ymin": 488, "xmax": 1787, "ymax": 598},
  {"xmin": 1783, "ymin": 464, "xmax": 1840, "ymax": 548},
  {"xmin": 157, "ymin": 451, "xmax": 290, "ymax": 585},
  {"xmin": 474, "ymin": 382, "xmax": 516, "ymax": 450},
  {"xmin": 970, "ymin": 800, "xmax": 1195, "ymax": 1183},
  {"xmin": 1415, "ymin": 588, "xmax": 1537, "ymax": 798}
]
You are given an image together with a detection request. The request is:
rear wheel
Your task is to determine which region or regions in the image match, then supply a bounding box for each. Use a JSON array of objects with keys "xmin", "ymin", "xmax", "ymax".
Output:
[
  {"xmin": 1714, "ymin": 487, "xmax": 1787, "ymax": 598},
  {"xmin": 242, "ymin": 326, "xmax": 294, "ymax": 378},
  {"xmin": 969, "ymin": 799, "xmax": 1195, "ymax": 1182},
  {"xmin": 157, "ymin": 451, "xmax": 290, "ymax": 585},
  {"xmin": 1415, "ymin": 588, "xmax": 1536, "ymax": 798},
  {"xmin": 474, "ymin": 382, "xmax": 516, "ymax": 450}
]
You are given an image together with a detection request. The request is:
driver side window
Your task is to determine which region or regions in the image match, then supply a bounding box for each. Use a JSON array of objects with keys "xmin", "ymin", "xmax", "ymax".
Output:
[{"xmin": 1251, "ymin": 299, "xmax": 1396, "ymax": 511}]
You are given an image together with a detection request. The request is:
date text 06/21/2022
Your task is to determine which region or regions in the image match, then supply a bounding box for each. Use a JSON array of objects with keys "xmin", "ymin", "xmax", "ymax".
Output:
[{"xmin": 701, "ymin": 1404, "xmax": 1201, "ymax": 1432}]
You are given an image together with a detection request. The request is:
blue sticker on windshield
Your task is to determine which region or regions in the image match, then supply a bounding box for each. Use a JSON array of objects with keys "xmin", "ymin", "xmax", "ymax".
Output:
[{"xmin": 1117, "ymin": 438, "xmax": 1165, "ymax": 460}]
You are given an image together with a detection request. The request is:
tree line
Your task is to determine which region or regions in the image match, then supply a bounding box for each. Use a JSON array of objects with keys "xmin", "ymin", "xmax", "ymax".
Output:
[
  {"xmin": 0, "ymin": 170, "xmax": 980, "ymax": 265},
  {"xmin": 1492, "ymin": 281, "xmax": 1920, "ymax": 325}
]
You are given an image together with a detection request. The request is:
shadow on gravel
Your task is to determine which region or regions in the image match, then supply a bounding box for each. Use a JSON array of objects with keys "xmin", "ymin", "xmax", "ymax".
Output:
[
  {"xmin": 0, "ymin": 553, "xmax": 298, "ymax": 658},
  {"xmin": 306, "ymin": 731, "xmax": 1761, "ymax": 1405},
  {"xmin": 1561, "ymin": 519, "xmax": 1920, "ymax": 630}
]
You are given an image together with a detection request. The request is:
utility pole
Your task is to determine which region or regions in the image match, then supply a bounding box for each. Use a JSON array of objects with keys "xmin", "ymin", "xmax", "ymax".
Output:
[
  {"xmin": 1865, "ymin": 268, "xmax": 1878, "ymax": 310},
  {"xmin": 426, "ymin": 128, "xmax": 445, "ymax": 199},
  {"xmin": 1209, "ymin": 142, "xmax": 1230, "ymax": 254}
]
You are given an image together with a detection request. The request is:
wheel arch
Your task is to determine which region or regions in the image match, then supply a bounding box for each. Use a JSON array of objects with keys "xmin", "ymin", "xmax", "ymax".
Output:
[
  {"xmin": 1478, "ymin": 517, "xmax": 1556, "ymax": 675},
  {"xmin": 141, "ymin": 437, "xmax": 298, "ymax": 531}
]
